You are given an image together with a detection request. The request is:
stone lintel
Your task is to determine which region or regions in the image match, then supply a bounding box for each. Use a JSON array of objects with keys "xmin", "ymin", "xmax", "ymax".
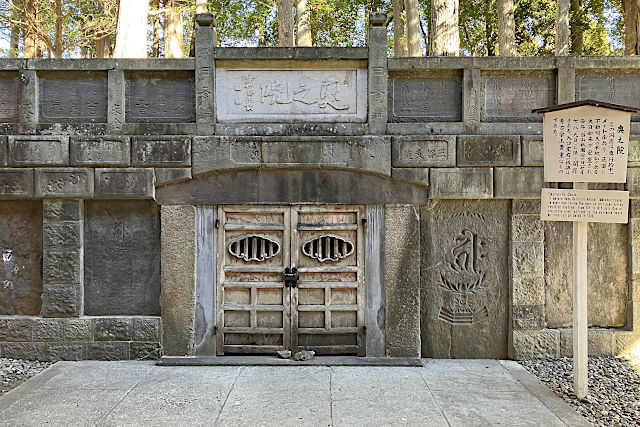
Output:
[
  {"xmin": 494, "ymin": 167, "xmax": 544, "ymax": 199},
  {"xmin": 430, "ymin": 167, "xmax": 493, "ymax": 199}
]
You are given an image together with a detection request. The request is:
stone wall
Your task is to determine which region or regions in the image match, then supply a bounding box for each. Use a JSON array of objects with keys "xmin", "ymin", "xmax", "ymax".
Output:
[{"xmin": 0, "ymin": 13, "xmax": 639, "ymax": 360}]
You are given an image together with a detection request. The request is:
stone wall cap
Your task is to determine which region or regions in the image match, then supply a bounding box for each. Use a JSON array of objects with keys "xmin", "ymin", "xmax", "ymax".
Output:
[
  {"xmin": 533, "ymin": 100, "xmax": 640, "ymax": 114},
  {"xmin": 195, "ymin": 13, "xmax": 215, "ymax": 27}
]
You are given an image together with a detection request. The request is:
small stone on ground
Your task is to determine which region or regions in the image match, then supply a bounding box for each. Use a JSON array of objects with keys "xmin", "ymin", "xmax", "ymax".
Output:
[
  {"xmin": 293, "ymin": 350, "xmax": 315, "ymax": 361},
  {"xmin": 1, "ymin": 358, "xmax": 52, "ymax": 396},
  {"xmin": 276, "ymin": 350, "xmax": 292, "ymax": 359},
  {"xmin": 520, "ymin": 356, "xmax": 640, "ymax": 427}
]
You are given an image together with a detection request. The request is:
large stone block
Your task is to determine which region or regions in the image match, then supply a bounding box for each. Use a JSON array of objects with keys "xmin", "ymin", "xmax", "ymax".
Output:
[
  {"xmin": 391, "ymin": 168, "xmax": 429, "ymax": 187},
  {"xmin": 512, "ymin": 200, "xmax": 541, "ymax": 215},
  {"xmin": 64, "ymin": 318, "xmax": 92, "ymax": 341},
  {"xmin": 70, "ymin": 137, "xmax": 130, "ymax": 166},
  {"xmin": 628, "ymin": 138, "xmax": 640, "ymax": 167},
  {"xmin": 94, "ymin": 318, "xmax": 133, "ymax": 341},
  {"xmin": 0, "ymin": 342, "xmax": 84, "ymax": 361},
  {"xmin": 421, "ymin": 200, "xmax": 510, "ymax": 358},
  {"xmin": 512, "ymin": 242, "xmax": 544, "ymax": 278},
  {"xmin": 628, "ymin": 168, "xmax": 640, "ymax": 198},
  {"xmin": 615, "ymin": 331, "xmax": 640, "ymax": 356},
  {"xmin": 385, "ymin": 205, "xmax": 420, "ymax": 357},
  {"xmin": 494, "ymin": 167, "xmax": 544, "ymax": 199},
  {"xmin": 388, "ymin": 73, "xmax": 463, "ymax": 122},
  {"xmin": 125, "ymin": 71, "xmax": 195, "ymax": 123},
  {"xmin": 0, "ymin": 169, "xmax": 33, "ymax": 198},
  {"xmin": 43, "ymin": 222, "xmax": 82, "ymax": 249},
  {"xmin": 131, "ymin": 137, "xmax": 191, "ymax": 167},
  {"xmin": 132, "ymin": 317, "xmax": 162, "ymax": 342},
  {"xmin": 512, "ymin": 215, "xmax": 544, "ymax": 242},
  {"xmin": 576, "ymin": 72, "xmax": 640, "ymax": 121},
  {"xmin": 522, "ymin": 137, "xmax": 544, "ymax": 166},
  {"xmin": 44, "ymin": 200, "xmax": 83, "ymax": 222},
  {"xmin": 84, "ymin": 200, "xmax": 161, "ymax": 316},
  {"xmin": 86, "ymin": 341, "xmax": 130, "ymax": 360},
  {"xmin": 43, "ymin": 249, "xmax": 82, "ymax": 285},
  {"xmin": 430, "ymin": 168, "xmax": 493, "ymax": 199},
  {"xmin": 0, "ymin": 201, "xmax": 43, "ymax": 315},
  {"xmin": 457, "ymin": 136, "xmax": 520, "ymax": 166},
  {"xmin": 0, "ymin": 318, "xmax": 34, "ymax": 341},
  {"xmin": 391, "ymin": 136, "xmax": 456, "ymax": 167},
  {"xmin": 95, "ymin": 168, "xmax": 154, "ymax": 198},
  {"xmin": 513, "ymin": 277, "xmax": 545, "ymax": 306},
  {"xmin": 545, "ymin": 222, "xmax": 628, "ymax": 328},
  {"xmin": 0, "ymin": 136, "xmax": 6, "ymax": 166},
  {"xmin": 559, "ymin": 329, "xmax": 615, "ymax": 357},
  {"xmin": 32, "ymin": 319, "xmax": 65, "ymax": 341},
  {"xmin": 41, "ymin": 284, "xmax": 82, "ymax": 317},
  {"xmin": 481, "ymin": 71, "xmax": 555, "ymax": 122},
  {"xmin": 130, "ymin": 342, "xmax": 162, "ymax": 360},
  {"xmin": 512, "ymin": 305, "xmax": 545, "ymax": 330},
  {"xmin": 154, "ymin": 168, "xmax": 191, "ymax": 186},
  {"xmin": 35, "ymin": 168, "xmax": 94, "ymax": 198},
  {"xmin": 512, "ymin": 330, "xmax": 560, "ymax": 359},
  {"xmin": 0, "ymin": 72, "xmax": 21, "ymax": 122},
  {"xmin": 8, "ymin": 136, "xmax": 69, "ymax": 166},
  {"xmin": 39, "ymin": 71, "xmax": 107, "ymax": 122}
]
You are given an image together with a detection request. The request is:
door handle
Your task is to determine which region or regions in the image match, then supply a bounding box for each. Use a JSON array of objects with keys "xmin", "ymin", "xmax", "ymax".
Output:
[{"xmin": 283, "ymin": 267, "xmax": 299, "ymax": 288}]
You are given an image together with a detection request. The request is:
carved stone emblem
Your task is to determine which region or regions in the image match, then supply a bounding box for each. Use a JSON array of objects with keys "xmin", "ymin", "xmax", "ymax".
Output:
[
  {"xmin": 228, "ymin": 235, "xmax": 280, "ymax": 262},
  {"xmin": 302, "ymin": 234, "xmax": 354, "ymax": 262},
  {"xmin": 438, "ymin": 228, "xmax": 489, "ymax": 325}
]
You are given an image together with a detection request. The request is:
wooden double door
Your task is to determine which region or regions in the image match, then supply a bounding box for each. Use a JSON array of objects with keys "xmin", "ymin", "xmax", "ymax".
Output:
[{"xmin": 217, "ymin": 205, "xmax": 365, "ymax": 356}]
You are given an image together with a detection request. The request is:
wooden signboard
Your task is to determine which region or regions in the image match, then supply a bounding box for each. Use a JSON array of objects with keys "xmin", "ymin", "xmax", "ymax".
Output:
[{"xmin": 541, "ymin": 188, "xmax": 629, "ymax": 223}]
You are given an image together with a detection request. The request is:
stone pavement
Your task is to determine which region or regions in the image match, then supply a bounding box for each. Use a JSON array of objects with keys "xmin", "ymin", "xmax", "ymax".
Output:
[{"xmin": 0, "ymin": 359, "xmax": 589, "ymax": 426}]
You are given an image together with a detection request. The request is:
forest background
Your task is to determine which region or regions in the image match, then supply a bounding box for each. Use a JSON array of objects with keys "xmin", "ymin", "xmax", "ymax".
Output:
[{"xmin": 0, "ymin": 0, "xmax": 637, "ymax": 59}]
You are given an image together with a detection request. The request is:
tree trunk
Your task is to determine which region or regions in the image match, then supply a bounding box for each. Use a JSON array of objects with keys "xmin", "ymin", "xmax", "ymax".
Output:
[
  {"xmin": 96, "ymin": 37, "xmax": 111, "ymax": 58},
  {"xmin": 277, "ymin": 0, "xmax": 294, "ymax": 46},
  {"xmin": 429, "ymin": 0, "xmax": 459, "ymax": 56},
  {"xmin": 497, "ymin": 0, "xmax": 516, "ymax": 56},
  {"xmin": 113, "ymin": 0, "xmax": 149, "ymax": 58},
  {"xmin": 53, "ymin": 0, "xmax": 63, "ymax": 58},
  {"xmin": 23, "ymin": 0, "xmax": 39, "ymax": 58},
  {"xmin": 9, "ymin": 24, "xmax": 19, "ymax": 58},
  {"xmin": 165, "ymin": 0, "xmax": 184, "ymax": 58},
  {"xmin": 556, "ymin": 0, "xmax": 570, "ymax": 55},
  {"xmin": 393, "ymin": 0, "xmax": 405, "ymax": 56},
  {"xmin": 296, "ymin": 0, "xmax": 312, "ymax": 46},
  {"xmin": 570, "ymin": 0, "xmax": 583, "ymax": 54},
  {"xmin": 195, "ymin": 0, "xmax": 207, "ymax": 14},
  {"xmin": 624, "ymin": 0, "xmax": 640, "ymax": 55},
  {"xmin": 405, "ymin": 0, "xmax": 421, "ymax": 56},
  {"xmin": 151, "ymin": 0, "xmax": 160, "ymax": 57}
]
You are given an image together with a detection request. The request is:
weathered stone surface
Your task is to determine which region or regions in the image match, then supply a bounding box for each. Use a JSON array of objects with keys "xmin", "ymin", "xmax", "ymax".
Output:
[
  {"xmin": 161, "ymin": 205, "xmax": 197, "ymax": 356},
  {"xmin": 421, "ymin": 200, "xmax": 510, "ymax": 358},
  {"xmin": 44, "ymin": 200, "xmax": 82, "ymax": 221},
  {"xmin": 94, "ymin": 318, "xmax": 133, "ymax": 341},
  {"xmin": 368, "ymin": 21, "xmax": 387, "ymax": 134},
  {"xmin": 64, "ymin": 318, "xmax": 93, "ymax": 341},
  {"xmin": 20, "ymin": 70, "xmax": 37, "ymax": 126},
  {"xmin": 0, "ymin": 136, "xmax": 6, "ymax": 166},
  {"xmin": 391, "ymin": 168, "xmax": 429, "ymax": 187},
  {"xmin": 388, "ymin": 74, "xmax": 462, "ymax": 122},
  {"xmin": 0, "ymin": 73, "xmax": 21, "ymax": 121},
  {"xmin": 522, "ymin": 137, "xmax": 544, "ymax": 166},
  {"xmin": 512, "ymin": 242, "xmax": 544, "ymax": 278},
  {"xmin": 385, "ymin": 205, "xmax": 420, "ymax": 357},
  {"xmin": 216, "ymin": 68, "xmax": 367, "ymax": 122},
  {"xmin": 512, "ymin": 330, "xmax": 560, "ymax": 359},
  {"xmin": 277, "ymin": 350, "xmax": 292, "ymax": 359},
  {"xmin": 70, "ymin": 137, "xmax": 130, "ymax": 166},
  {"xmin": 545, "ymin": 222, "xmax": 628, "ymax": 328},
  {"xmin": 95, "ymin": 168, "xmax": 154, "ymax": 198},
  {"xmin": 0, "ymin": 342, "xmax": 83, "ymax": 361},
  {"xmin": 293, "ymin": 350, "xmax": 315, "ymax": 361},
  {"xmin": 39, "ymin": 71, "xmax": 107, "ymax": 122},
  {"xmin": 391, "ymin": 136, "xmax": 456, "ymax": 167},
  {"xmin": 84, "ymin": 200, "xmax": 161, "ymax": 316},
  {"xmin": 627, "ymin": 168, "xmax": 640, "ymax": 198},
  {"xmin": 430, "ymin": 168, "xmax": 493, "ymax": 199},
  {"xmin": 108, "ymin": 69, "xmax": 125, "ymax": 133},
  {"xmin": 457, "ymin": 136, "xmax": 520, "ymax": 166},
  {"xmin": 132, "ymin": 317, "xmax": 161, "ymax": 342},
  {"xmin": 131, "ymin": 137, "xmax": 191, "ymax": 167},
  {"xmin": 195, "ymin": 24, "xmax": 215, "ymax": 134},
  {"xmin": 8, "ymin": 136, "xmax": 69, "ymax": 166},
  {"xmin": 192, "ymin": 136, "xmax": 390, "ymax": 176},
  {"xmin": 576, "ymin": 73, "xmax": 640, "ymax": 120},
  {"xmin": 0, "ymin": 201, "xmax": 42, "ymax": 315},
  {"xmin": 41, "ymin": 284, "xmax": 82, "ymax": 317},
  {"xmin": 513, "ymin": 200, "xmax": 541, "ymax": 215},
  {"xmin": 629, "ymin": 138, "xmax": 640, "ymax": 167},
  {"xmin": 0, "ymin": 168, "xmax": 33, "ymax": 198},
  {"xmin": 482, "ymin": 72, "xmax": 555, "ymax": 122},
  {"xmin": 615, "ymin": 331, "xmax": 640, "ymax": 356},
  {"xmin": 43, "ymin": 222, "xmax": 81, "ymax": 249},
  {"xmin": 35, "ymin": 168, "xmax": 94, "ymax": 197},
  {"xmin": 130, "ymin": 342, "xmax": 162, "ymax": 360},
  {"xmin": 43, "ymin": 249, "xmax": 81, "ymax": 284},
  {"xmin": 559, "ymin": 329, "xmax": 615, "ymax": 357},
  {"xmin": 154, "ymin": 168, "xmax": 192, "ymax": 186},
  {"xmin": 32, "ymin": 319, "xmax": 65, "ymax": 341},
  {"xmin": 512, "ymin": 215, "xmax": 544, "ymax": 242},
  {"xmin": 494, "ymin": 167, "xmax": 544, "ymax": 199},
  {"xmin": 513, "ymin": 277, "xmax": 545, "ymax": 306},
  {"xmin": 126, "ymin": 71, "xmax": 195, "ymax": 123},
  {"xmin": 0, "ymin": 318, "xmax": 34, "ymax": 341},
  {"xmin": 512, "ymin": 305, "xmax": 545, "ymax": 330},
  {"xmin": 86, "ymin": 341, "xmax": 130, "ymax": 360}
]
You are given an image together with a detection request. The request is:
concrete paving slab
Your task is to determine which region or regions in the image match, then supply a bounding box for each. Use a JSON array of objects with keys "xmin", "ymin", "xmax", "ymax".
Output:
[
  {"xmin": 159, "ymin": 355, "xmax": 423, "ymax": 367},
  {"xmin": 421, "ymin": 359, "xmax": 524, "ymax": 392},
  {"xmin": 39, "ymin": 360, "xmax": 155, "ymax": 391}
]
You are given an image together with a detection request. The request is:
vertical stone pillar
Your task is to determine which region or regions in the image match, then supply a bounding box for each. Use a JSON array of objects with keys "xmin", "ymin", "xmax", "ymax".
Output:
[
  {"xmin": 19, "ymin": 69, "xmax": 37, "ymax": 133},
  {"xmin": 107, "ymin": 69, "xmax": 125, "ymax": 134},
  {"xmin": 384, "ymin": 205, "xmax": 420, "ymax": 357},
  {"xmin": 556, "ymin": 56, "xmax": 575, "ymax": 104},
  {"xmin": 41, "ymin": 200, "xmax": 84, "ymax": 318},
  {"xmin": 367, "ymin": 12, "xmax": 388, "ymax": 135},
  {"xmin": 195, "ymin": 13, "xmax": 216, "ymax": 135},
  {"xmin": 629, "ymin": 201, "xmax": 640, "ymax": 331},
  {"xmin": 463, "ymin": 68, "xmax": 481, "ymax": 134},
  {"xmin": 160, "ymin": 205, "xmax": 197, "ymax": 356}
]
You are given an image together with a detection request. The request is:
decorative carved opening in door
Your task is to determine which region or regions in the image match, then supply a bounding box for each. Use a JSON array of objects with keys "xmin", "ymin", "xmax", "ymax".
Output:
[{"xmin": 217, "ymin": 205, "xmax": 365, "ymax": 356}]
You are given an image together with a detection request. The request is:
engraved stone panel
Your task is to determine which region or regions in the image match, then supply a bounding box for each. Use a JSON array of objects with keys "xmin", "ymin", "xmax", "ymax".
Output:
[
  {"xmin": 216, "ymin": 68, "xmax": 367, "ymax": 122},
  {"xmin": 84, "ymin": 200, "xmax": 161, "ymax": 315},
  {"xmin": 482, "ymin": 72, "xmax": 555, "ymax": 122},
  {"xmin": 0, "ymin": 201, "xmax": 43, "ymax": 315},
  {"xmin": 35, "ymin": 168, "xmax": 94, "ymax": 197},
  {"xmin": 392, "ymin": 136, "xmax": 456, "ymax": 167},
  {"xmin": 389, "ymin": 72, "xmax": 462, "ymax": 122},
  {"xmin": 0, "ymin": 72, "xmax": 20, "ymax": 122},
  {"xmin": 70, "ymin": 137, "xmax": 130, "ymax": 166},
  {"xmin": 457, "ymin": 136, "xmax": 520, "ymax": 166},
  {"xmin": 576, "ymin": 73, "xmax": 640, "ymax": 121},
  {"xmin": 421, "ymin": 200, "xmax": 510, "ymax": 358},
  {"xmin": 95, "ymin": 168, "xmax": 154, "ymax": 198},
  {"xmin": 430, "ymin": 168, "xmax": 493, "ymax": 199},
  {"xmin": 545, "ymin": 222, "xmax": 628, "ymax": 328},
  {"xmin": 126, "ymin": 71, "xmax": 196, "ymax": 123},
  {"xmin": 8, "ymin": 136, "xmax": 69, "ymax": 166},
  {"xmin": 494, "ymin": 167, "xmax": 544, "ymax": 199},
  {"xmin": 132, "ymin": 137, "xmax": 191, "ymax": 167},
  {"xmin": 522, "ymin": 136, "xmax": 544, "ymax": 166},
  {"xmin": 0, "ymin": 169, "xmax": 33, "ymax": 198},
  {"xmin": 39, "ymin": 71, "xmax": 107, "ymax": 122}
]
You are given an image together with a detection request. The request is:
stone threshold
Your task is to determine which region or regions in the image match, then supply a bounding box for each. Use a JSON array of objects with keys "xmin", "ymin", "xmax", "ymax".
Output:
[{"xmin": 157, "ymin": 355, "xmax": 423, "ymax": 367}]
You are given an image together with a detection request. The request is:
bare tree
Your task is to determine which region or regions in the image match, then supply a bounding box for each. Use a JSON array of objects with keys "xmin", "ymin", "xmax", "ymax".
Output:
[
  {"xmin": 278, "ymin": 0, "xmax": 294, "ymax": 46},
  {"xmin": 405, "ymin": 0, "xmax": 421, "ymax": 56},
  {"xmin": 497, "ymin": 0, "xmax": 516, "ymax": 56},
  {"xmin": 556, "ymin": 0, "xmax": 570, "ymax": 55},
  {"xmin": 429, "ymin": 0, "xmax": 459, "ymax": 56},
  {"xmin": 296, "ymin": 0, "xmax": 311, "ymax": 46},
  {"xmin": 113, "ymin": 0, "xmax": 149, "ymax": 58}
]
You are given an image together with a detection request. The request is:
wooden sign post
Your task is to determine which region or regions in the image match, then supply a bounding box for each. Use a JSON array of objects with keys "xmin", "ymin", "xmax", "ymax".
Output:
[{"xmin": 534, "ymin": 100, "xmax": 638, "ymax": 400}]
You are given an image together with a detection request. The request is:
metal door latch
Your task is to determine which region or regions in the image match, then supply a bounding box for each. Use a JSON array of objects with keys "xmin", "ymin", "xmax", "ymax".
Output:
[{"xmin": 283, "ymin": 267, "xmax": 299, "ymax": 288}]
